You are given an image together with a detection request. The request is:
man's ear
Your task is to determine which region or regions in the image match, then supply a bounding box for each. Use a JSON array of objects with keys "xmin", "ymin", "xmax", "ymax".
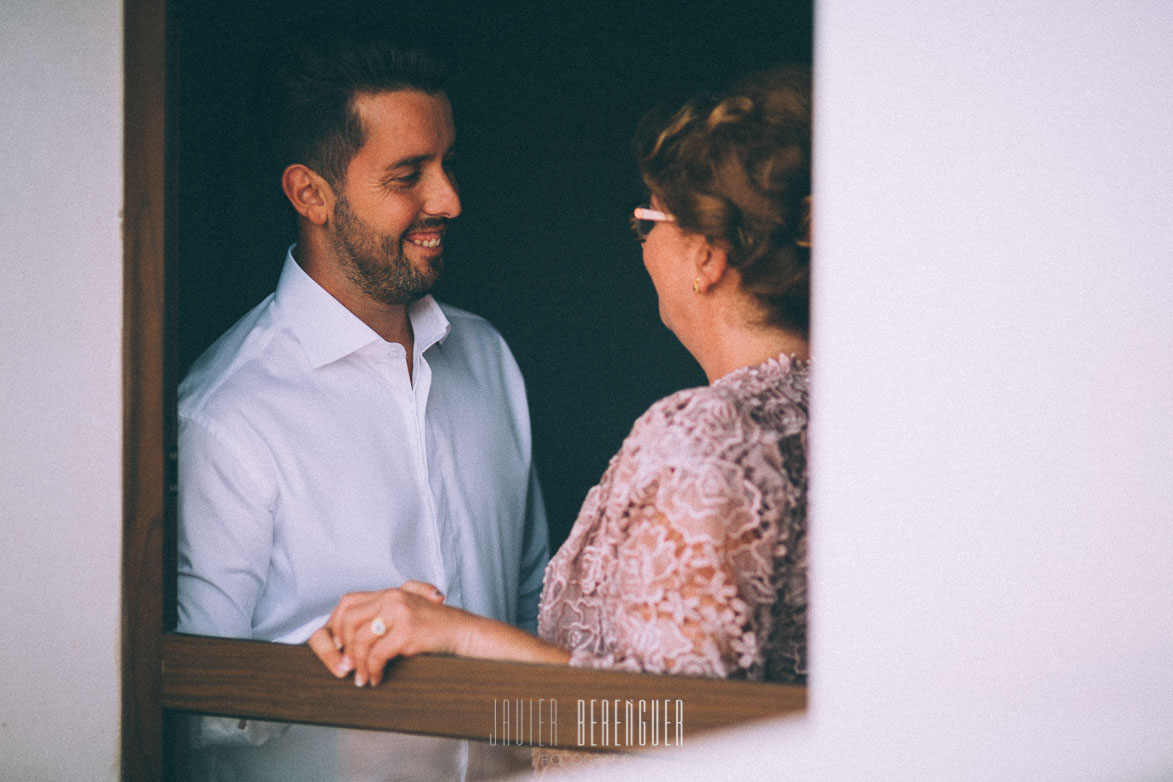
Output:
[{"xmin": 281, "ymin": 164, "xmax": 334, "ymax": 226}]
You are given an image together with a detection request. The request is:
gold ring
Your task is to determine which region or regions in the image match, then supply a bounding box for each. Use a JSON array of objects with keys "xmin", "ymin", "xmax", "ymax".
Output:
[{"xmin": 370, "ymin": 617, "xmax": 387, "ymax": 637}]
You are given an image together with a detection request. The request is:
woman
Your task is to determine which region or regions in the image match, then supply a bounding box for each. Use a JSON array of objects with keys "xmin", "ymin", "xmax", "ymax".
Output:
[{"xmin": 310, "ymin": 65, "xmax": 811, "ymax": 686}]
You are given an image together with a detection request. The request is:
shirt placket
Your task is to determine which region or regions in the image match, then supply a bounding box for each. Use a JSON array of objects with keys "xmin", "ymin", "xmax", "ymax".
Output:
[
  {"xmin": 412, "ymin": 344, "xmax": 461, "ymax": 608},
  {"xmin": 376, "ymin": 341, "xmax": 447, "ymax": 588}
]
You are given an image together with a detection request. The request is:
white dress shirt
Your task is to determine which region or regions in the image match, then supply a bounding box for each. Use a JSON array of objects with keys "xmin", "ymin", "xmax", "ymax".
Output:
[
  {"xmin": 176, "ymin": 248, "xmax": 547, "ymax": 781},
  {"xmin": 178, "ymin": 248, "xmax": 548, "ymax": 642}
]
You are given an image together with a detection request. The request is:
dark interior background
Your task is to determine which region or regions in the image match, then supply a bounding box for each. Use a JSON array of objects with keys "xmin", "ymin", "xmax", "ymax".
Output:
[{"xmin": 173, "ymin": 1, "xmax": 813, "ymax": 549}]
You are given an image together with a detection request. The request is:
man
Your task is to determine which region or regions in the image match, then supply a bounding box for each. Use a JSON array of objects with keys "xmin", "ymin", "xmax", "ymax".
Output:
[{"xmin": 177, "ymin": 30, "xmax": 547, "ymax": 780}]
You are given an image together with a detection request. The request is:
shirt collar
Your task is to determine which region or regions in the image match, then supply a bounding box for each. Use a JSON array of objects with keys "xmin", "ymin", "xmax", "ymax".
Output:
[{"xmin": 273, "ymin": 245, "xmax": 451, "ymax": 369}]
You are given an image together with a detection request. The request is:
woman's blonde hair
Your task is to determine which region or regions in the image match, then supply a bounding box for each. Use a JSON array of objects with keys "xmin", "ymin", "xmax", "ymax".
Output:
[{"xmin": 634, "ymin": 65, "xmax": 811, "ymax": 335}]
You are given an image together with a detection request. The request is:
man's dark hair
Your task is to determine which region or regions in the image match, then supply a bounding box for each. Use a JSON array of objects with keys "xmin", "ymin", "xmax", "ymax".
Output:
[{"xmin": 271, "ymin": 27, "xmax": 450, "ymax": 188}]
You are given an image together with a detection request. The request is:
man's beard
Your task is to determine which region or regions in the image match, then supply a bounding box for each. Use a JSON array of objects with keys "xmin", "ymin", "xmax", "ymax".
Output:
[{"xmin": 331, "ymin": 194, "xmax": 445, "ymax": 306}]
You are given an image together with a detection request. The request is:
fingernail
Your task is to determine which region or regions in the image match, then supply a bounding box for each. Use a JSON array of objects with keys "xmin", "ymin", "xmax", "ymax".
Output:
[
  {"xmin": 354, "ymin": 673, "xmax": 365, "ymax": 687},
  {"xmin": 335, "ymin": 657, "xmax": 354, "ymax": 677},
  {"xmin": 334, "ymin": 636, "xmax": 343, "ymax": 651}
]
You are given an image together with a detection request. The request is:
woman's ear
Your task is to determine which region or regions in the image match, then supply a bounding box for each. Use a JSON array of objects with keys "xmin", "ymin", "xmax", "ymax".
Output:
[
  {"xmin": 693, "ymin": 237, "xmax": 730, "ymax": 294},
  {"xmin": 281, "ymin": 164, "xmax": 334, "ymax": 226}
]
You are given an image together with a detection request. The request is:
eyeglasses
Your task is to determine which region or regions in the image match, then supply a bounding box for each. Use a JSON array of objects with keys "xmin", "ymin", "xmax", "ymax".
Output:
[{"xmin": 629, "ymin": 205, "xmax": 676, "ymax": 242}]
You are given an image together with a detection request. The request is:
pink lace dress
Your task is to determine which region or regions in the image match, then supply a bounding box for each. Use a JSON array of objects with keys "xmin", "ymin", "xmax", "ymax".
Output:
[{"xmin": 538, "ymin": 355, "xmax": 808, "ymax": 682}]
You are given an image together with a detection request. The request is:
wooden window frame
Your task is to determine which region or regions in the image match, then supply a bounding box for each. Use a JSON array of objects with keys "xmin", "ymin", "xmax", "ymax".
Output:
[{"xmin": 121, "ymin": 3, "xmax": 804, "ymax": 778}]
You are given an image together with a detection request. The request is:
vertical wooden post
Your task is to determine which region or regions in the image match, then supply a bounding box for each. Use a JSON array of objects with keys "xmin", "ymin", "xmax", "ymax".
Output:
[{"xmin": 123, "ymin": 0, "xmax": 170, "ymax": 778}]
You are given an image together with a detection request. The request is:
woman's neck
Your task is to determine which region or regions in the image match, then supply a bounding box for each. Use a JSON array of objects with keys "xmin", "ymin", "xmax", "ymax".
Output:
[{"xmin": 689, "ymin": 318, "xmax": 809, "ymax": 384}]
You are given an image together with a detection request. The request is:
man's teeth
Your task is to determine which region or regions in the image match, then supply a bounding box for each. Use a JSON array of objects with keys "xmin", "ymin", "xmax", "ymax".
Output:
[{"xmin": 407, "ymin": 236, "xmax": 441, "ymax": 248}]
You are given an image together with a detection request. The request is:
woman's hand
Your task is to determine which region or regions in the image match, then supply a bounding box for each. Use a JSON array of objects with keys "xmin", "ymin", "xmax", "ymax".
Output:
[{"xmin": 308, "ymin": 580, "xmax": 473, "ymax": 687}]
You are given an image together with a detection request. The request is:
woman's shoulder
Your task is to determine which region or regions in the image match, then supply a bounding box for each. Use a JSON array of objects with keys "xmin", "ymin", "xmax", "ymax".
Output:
[
  {"xmin": 629, "ymin": 355, "xmax": 808, "ymax": 451},
  {"xmin": 627, "ymin": 384, "xmax": 725, "ymax": 452}
]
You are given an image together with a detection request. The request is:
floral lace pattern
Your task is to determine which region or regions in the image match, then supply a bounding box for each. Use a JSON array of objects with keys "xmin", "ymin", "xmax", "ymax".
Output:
[{"xmin": 538, "ymin": 355, "xmax": 808, "ymax": 682}]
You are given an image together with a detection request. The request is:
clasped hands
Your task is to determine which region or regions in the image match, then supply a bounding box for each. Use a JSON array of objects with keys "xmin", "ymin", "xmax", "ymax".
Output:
[{"xmin": 307, "ymin": 580, "xmax": 473, "ymax": 687}]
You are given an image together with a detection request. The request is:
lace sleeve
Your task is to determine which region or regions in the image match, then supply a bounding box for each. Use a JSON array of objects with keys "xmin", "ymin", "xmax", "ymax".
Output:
[{"xmin": 568, "ymin": 458, "xmax": 781, "ymax": 678}]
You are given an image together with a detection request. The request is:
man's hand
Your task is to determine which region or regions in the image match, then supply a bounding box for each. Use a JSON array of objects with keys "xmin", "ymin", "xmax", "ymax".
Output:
[{"xmin": 308, "ymin": 580, "xmax": 468, "ymax": 687}]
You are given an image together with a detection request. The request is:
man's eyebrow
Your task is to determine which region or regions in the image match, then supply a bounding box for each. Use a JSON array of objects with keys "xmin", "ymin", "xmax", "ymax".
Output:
[
  {"xmin": 382, "ymin": 145, "xmax": 457, "ymax": 173},
  {"xmin": 382, "ymin": 154, "xmax": 431, "ymax": 172}
]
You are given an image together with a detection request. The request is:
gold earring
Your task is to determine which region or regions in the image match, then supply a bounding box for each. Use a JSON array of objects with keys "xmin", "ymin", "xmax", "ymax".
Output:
[{"xmin": 693, "ymin": 278, "xmax": 701, "ymax": 294}]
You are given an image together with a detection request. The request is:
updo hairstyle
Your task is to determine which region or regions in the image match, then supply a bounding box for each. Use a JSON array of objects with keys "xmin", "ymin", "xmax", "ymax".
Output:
[{"xmin": 634, "ymin": 65, "xmax": 812, "ymax": 336}]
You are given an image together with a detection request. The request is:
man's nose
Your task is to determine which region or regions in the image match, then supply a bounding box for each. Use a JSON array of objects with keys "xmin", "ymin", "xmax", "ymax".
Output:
[{"xmin": 425, "ymin": 168, "xmax": 461, "ymax": 218}]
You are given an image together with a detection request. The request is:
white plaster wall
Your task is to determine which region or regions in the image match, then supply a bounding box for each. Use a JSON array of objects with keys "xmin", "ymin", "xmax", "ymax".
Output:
[
  {"xmin": 556, "ymin": 2, "xmax": 1173, "ymax": 780},
  {"xmin": 2, "ymin": 1, "xmax": 1172, "ymax": 779},
  {"xmin": 0, "ymin": 0, "xmax": 124, "ymax": 779}
]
